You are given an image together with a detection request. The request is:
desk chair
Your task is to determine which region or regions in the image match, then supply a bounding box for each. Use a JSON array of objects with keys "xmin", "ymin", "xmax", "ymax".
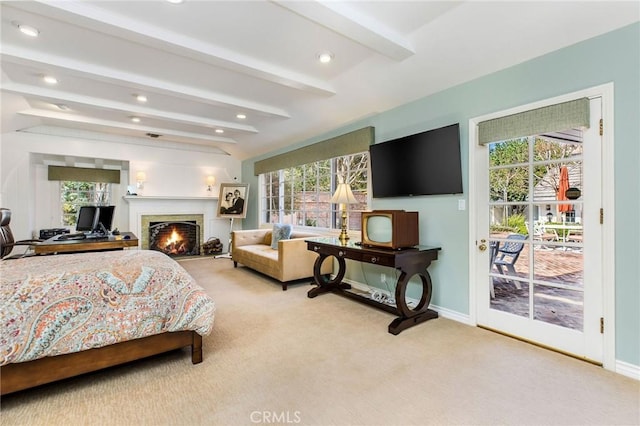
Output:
[{"xmin": 0, "ymin": 208, "xmax": 43, "ymax": 259}]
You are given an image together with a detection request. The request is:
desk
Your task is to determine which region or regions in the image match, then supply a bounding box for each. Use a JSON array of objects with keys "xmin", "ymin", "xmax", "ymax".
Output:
[
  {"xmin": 306, "ymin": 237, "xmax": 441, "ymax": 335},
  {"xmin": 35, "ymin": 232, "xmax": 138, "ymax": 255},
  {"xmin": 544, "ymin": 224, "xmax": 583, "ymax": 243}
]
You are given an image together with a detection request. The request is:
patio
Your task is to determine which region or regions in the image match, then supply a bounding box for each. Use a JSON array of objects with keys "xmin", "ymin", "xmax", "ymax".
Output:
[{"xmin": 489, "ymin": 242, "xmax": 584, "ymax": 330}]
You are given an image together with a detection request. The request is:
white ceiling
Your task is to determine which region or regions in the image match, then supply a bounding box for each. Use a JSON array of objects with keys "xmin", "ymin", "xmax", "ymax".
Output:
[{"xmin": 1, "ymin": 1, "xmax": 638, "ymax": 160}]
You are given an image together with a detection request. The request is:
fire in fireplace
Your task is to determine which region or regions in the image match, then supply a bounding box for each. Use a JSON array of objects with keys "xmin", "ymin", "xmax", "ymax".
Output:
[{"xmin": 149, "ymin": 221, "xmax": 200, "ymax": 257}]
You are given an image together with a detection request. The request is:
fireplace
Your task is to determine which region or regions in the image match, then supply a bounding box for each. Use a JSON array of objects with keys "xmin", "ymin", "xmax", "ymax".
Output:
[
  {"xmin": 148, "ymin": 220, "xmax": 200, "ymax": 257},
  {"xmin": 139, "ymin": 213, "xmax": 205, "ymax": 253}
]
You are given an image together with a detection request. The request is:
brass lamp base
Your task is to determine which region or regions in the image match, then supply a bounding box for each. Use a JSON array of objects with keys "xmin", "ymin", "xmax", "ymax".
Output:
[{"xmin": 338, "ymin": 209, "xmax": 349, "ymax": 243}]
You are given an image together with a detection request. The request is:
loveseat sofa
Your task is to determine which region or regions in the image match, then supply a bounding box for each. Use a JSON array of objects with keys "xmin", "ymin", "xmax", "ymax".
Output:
[{"xmin": 231, "ymin": 228, "xmax": 332, "ymax": 290}]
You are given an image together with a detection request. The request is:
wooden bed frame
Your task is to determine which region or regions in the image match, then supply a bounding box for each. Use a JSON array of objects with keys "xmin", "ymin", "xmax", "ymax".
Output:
[{"xmin": 1, "ymin": 330, "xmax": 202, "ymax": 395}]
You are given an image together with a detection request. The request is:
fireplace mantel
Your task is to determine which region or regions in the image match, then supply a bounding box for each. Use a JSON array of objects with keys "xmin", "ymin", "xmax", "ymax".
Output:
[
  {"xmin": 122, "ymin": 195, "xmax": 230, "ymax": 252},
  {"xmin": 123, "ymin": 195, "xmax": 218, "ymax": 202}
]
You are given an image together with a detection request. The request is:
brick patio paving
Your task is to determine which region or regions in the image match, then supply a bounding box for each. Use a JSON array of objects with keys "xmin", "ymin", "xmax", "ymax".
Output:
[{"xmin": 489, "ymin": 238, "xmax": 584, "ymax": 330}]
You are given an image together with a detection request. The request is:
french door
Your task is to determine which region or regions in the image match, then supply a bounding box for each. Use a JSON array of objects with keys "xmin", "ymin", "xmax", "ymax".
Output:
[{"xmin": 472, "ymin": 94, "xmax": 607, "ymax": 363}]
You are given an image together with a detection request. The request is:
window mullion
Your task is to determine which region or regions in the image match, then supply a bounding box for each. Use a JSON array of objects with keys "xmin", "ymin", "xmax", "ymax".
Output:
[{"xmin": 259, "ymin": 152, "xmax": 369, "ymax": 230}]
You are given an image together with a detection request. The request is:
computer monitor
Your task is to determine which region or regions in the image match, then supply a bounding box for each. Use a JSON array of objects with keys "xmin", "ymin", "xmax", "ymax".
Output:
[
  {"xmin": 76, "ymin": 206, "xmax": 99, "ymax": 232},
  {"xmin": 96, "ymin": 206, "xmax": 115, "ymax": 232}
]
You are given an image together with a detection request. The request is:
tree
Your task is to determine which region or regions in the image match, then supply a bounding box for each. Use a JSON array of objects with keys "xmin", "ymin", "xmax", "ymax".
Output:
[
  {"xmin": 489, "ymin": 138, "xmax": 529, "ymax": 217},
  {"xmin": 335, "ymin": 153, "xmax": 368, "ymax": 190},
  {"xmin": 61, "ymin": 181, "xmax": 107, "ymax": 225},
  {"xmin": 533, "ymin": 138, "xmax": 582, "ymax": 195},
  {"xmin": 489, "ymin": 136, "xmax": 583, "ymax": 225},
  {"xmin": 264, "ymin": 153, "xmax": 370, "ymax": 228}
]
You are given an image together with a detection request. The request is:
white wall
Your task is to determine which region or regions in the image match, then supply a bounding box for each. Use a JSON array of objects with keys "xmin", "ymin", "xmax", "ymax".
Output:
[{"xmin": 1, "ymin": 131, "xmax": 241, "ymax": 244}]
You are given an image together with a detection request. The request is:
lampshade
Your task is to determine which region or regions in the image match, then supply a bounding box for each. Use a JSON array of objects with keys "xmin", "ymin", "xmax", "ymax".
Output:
[
  {"xmin": 135, "ymin": 171, "xmax": 146, "ymax": 193},
  {"xmin": 330, "ymin": 183, "xmax": 357, "ymax": 205},
  {"xmin": 206, "ymin": 175, "xmax": 216, "ymax": 186}
]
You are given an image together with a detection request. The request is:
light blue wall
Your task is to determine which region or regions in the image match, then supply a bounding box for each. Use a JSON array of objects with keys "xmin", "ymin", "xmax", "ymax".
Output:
[{"xmin": 242, "ymin": 23, "xmax": 640, "ymax": 366}]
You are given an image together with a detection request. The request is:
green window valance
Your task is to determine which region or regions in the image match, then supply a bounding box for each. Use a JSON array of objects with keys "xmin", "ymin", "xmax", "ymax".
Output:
[
  {"xmin": 48, "ymin": 166, "xmax": 121, "ymax": 184},
  {"xmin": 478, "ymin": 97, "xmax": 590, "ymax": 145},
  {"xmin": 254, "ymin": 126, "xmax": 374, "ymax": 175}
]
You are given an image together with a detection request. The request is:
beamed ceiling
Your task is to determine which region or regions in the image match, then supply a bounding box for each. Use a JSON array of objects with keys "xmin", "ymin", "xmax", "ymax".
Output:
[{"xmin": 1, "ymin": 1, "xmax": 638, "ymax": 159}]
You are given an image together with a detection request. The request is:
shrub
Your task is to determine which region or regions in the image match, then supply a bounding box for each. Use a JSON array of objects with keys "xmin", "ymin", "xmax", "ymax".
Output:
[{"xmin": 506, "ymin": 214, "xmax": 528, "ymax": 235}]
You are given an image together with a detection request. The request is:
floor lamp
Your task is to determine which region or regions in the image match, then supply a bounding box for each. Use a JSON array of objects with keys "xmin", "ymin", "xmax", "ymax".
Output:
[{"xmin": 330, "ymin": 182, "xmax": 358, "ymax": 244}]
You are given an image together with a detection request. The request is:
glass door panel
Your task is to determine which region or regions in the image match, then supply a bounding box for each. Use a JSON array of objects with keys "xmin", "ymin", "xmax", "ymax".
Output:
[
  {"xmin": 533, "ymin": 286, "xmax": 584, "ymax": 331},
  {"xmin": 475, "ymin": 95, "xmax": 603, "ymax": 363},
  {"xmin": 487, "ymin": 135, "xmax": 585, "ymax": 331}
]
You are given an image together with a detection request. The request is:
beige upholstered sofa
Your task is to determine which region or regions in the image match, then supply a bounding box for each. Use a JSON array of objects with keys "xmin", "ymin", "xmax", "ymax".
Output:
[{"xmin": 231, "ymin": 228, "xmax": 332, "ymax": 290}]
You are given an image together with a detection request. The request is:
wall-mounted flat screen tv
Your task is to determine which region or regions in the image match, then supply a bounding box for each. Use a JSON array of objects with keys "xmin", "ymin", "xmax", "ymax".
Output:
[{"xmin": 370, "ymin": 123, "xmax": 463, "ymax": 197}]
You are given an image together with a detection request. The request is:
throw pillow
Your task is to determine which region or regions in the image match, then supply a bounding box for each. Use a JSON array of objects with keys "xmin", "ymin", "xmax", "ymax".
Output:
[
  {"xmin": 263, "ymin": 231, "xmax": 272, "ymax": 246},
  {"xmin": 271, "ymin": 224, "xmax": 292, "ymax": 249}
]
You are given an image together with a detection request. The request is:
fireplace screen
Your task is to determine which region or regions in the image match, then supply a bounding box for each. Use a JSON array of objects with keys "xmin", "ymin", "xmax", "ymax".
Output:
[{"xmin": 149, "ymin": 221, "xmax": 200, "ymax": 256}]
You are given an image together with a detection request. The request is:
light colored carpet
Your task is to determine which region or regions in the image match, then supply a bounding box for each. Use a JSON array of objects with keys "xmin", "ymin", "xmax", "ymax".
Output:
[{"xmin": 1, "ymin": 257, "xmax": 638, "ymax": 426}]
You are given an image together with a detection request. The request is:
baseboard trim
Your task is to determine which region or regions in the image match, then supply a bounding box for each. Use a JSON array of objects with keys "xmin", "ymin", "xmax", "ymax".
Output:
[
  {"xmin": 616, "ymin": 360, "xmax": 640, "ymax": 380},
  {"xmin": 429, "ymin": 304, "xmax": 472, "ymax": 325},
  {"xmin": 342, "ymin": 278, "xmax": 471, "ymax": 324},
  {"xmin": 339, "ymin": 278, "xmax": 639, "ymax": 380}
]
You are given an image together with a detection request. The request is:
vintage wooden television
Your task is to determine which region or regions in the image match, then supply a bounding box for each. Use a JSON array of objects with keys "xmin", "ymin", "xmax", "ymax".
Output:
[{"xmin": 360, "ymin": 210, "xmax": 419, "ymax": 249}]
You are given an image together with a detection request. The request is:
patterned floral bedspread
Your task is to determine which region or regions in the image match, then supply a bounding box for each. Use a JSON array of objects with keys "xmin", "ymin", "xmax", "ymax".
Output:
[{"xmin": 0, "ymin": 250, "xmax": 215, "ymax": 366}]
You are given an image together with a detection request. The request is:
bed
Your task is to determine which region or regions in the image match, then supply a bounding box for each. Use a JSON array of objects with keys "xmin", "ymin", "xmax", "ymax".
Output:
[{"xmin": 0, "ymin": 249, "xmax": 215, "ymax": 395}]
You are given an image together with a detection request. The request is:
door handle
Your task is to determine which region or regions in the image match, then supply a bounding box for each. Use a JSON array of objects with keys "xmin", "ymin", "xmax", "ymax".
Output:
[{"xmin": 478, "ymin": 239, "xmax": 487, "ymax": 251}]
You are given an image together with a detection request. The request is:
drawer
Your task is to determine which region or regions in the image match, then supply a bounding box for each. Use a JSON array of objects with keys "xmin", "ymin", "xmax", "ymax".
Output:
[
  {"xmin": 309, "ymin": 244, "xmax": 335, "ymax": 256},
  {"xmin": 362, "ymin": 253, "xmax": 394, "ymax": 267},
  {"xmin": 308, "ymin": 244, "xmax": 362, "ymax": 261},
  {"xmin": 339, "ymin": 249, "xmax": 361, "ymax": 261}
]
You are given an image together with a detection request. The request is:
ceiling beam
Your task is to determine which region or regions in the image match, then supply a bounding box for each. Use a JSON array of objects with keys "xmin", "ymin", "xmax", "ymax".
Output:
[
  {"xmin": 14, "ymin": 0, "xmax": 336, "ymax": 96},
  {"xmin": 272, "ymin": 0, "xmax": 415, "ymax": 61},
  {"xmin": 2, "ymin": 81, "xmax": 258, "ymax": 134},
  {"xmin": 1, "ymin": 48, "xmax": 291, "ymax": 120},
  {"xmin": 17, "ymin": 109, "xmax": 237, "ymax": 144},
  {"xmin": 22, "ymin": 126, "xmax": 230, "ymax": 155}
]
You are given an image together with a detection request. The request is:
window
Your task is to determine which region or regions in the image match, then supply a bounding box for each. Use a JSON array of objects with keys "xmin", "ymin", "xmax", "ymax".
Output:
[
  {"xmin": 565, "ymin": 210, "xmax": 576, "ymax": 223},
  {"xmin": 260, "ymin": 152, "xmax": 369, "ymax": 231},
  {"xmin": 61, "ymin": 181, "xmax": 112, "ymax": 226}
]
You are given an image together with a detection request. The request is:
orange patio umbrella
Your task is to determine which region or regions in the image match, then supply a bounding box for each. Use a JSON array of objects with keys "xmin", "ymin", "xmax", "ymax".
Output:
[{"xmin": 557, "ymin": 166, "xmax": 572, "ymax": 213}]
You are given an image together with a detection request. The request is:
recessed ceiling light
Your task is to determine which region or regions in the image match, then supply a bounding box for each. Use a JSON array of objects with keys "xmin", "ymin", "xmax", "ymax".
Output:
[
  {"xmin": 166, "ymin": 0, "xmax": 184, "ymax": 3},
  {"xmin": 135, "ymin": 94, "xmax": 148, "ymax": 103},
  {"xmin": 236, "ymin": 113, "xmax": 246, "ymax": 120},
  {"xmin": 215, "ymin": 129, "xmax": 224, "ymax": 134},
  {"xmin": 317, "ymin": 52, "xmax": 334, "ymax": 64},
  {"xmin": 131, "ymin": 116, "xmax": 141, "ymax": 123},
  {"xmin": 12, "ymin": 21, "xmax": 39, "ymax": 37},
  {"xmin": 43, "ymin": 75, "xmax": 58, "ymax": 84},
  {"xmin": 19, "ymin": 24, "xmax": 39, "ymax": 37}
]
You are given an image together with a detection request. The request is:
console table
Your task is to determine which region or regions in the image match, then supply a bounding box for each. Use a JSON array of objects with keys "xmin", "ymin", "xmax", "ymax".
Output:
[{"xmin": 306, "ymin": 237, "xmax": 441, "ymax": 335}]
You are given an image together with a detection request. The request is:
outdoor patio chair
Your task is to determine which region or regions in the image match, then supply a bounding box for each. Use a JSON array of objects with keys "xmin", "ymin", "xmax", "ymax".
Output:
[
  {"xmin": 527, "ymin": 220, "xmax": 557, "ymax": 243},
  {"xmin": 491, "ymin": 233, "xmax": 527, "ymax": 296}
]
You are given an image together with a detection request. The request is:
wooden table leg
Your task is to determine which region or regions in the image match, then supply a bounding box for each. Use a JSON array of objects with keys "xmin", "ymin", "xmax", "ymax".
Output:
[
  {"xmin": 389, "ymin": 268, "xmax": 438, "ymax": 335},
  {"xmin": 308, "ymin": 254, "xmax": 349, "ymax": 298}
]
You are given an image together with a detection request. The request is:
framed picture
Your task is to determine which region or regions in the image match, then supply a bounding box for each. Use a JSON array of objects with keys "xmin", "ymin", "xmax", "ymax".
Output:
[{"xmin": 217, "ymin": 183, "xmax": 249, "ymax": 218}]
